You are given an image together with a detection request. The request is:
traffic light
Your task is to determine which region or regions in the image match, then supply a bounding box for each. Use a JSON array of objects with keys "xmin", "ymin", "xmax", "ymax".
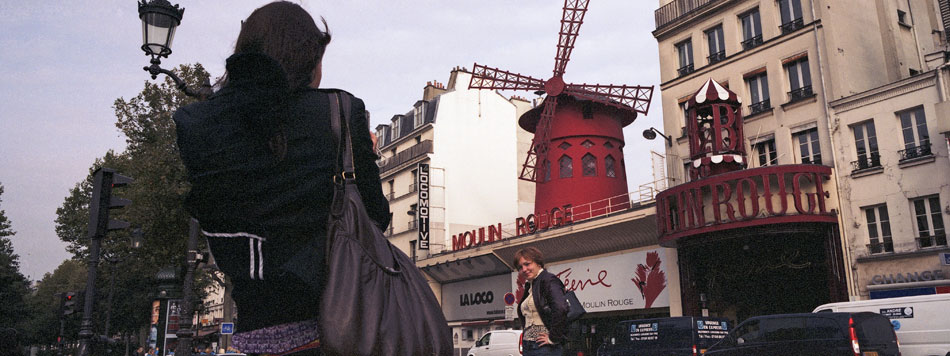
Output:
[
  {"xmin": 87, "ymin": 168, "xmax": 134, "ymax": 239},
  {"xmin": 63, "ymin": 291, "xmax": 77, "ymax": 316}
]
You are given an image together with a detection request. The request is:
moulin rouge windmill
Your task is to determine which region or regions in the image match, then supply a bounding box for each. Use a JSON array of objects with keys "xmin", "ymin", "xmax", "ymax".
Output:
[{"xmin": 469, "ymin": 0, "xmax": 654, "ymax": 221}]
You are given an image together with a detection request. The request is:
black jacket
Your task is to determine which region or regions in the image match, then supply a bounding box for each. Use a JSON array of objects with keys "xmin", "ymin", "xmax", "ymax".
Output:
[
  {"xmin": 517, "ymin": 269, "xmax": 570, "ymax": 344},
  {"xmin": 172, "ymin": 52, "xmax": 391, "ymax": 331}
]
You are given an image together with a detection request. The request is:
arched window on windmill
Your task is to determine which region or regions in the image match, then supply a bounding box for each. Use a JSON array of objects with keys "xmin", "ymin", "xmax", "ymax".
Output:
[
  {"xmin": 605, "ymin": 155, "xmax": 616, "ymax": 178},
  {"xmin": 544, "ymin": 159, "xmax": 552, "ymax": 182},
  {"xmin": 559, "ymin": 155, "xmax": 573, "ymax": 178},
  {"xmin": 582, "ymin": 153, "xmax": 597, "ymax": 176}
]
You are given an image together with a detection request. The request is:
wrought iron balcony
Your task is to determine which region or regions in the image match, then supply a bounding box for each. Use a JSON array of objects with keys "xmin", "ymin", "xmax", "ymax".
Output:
[
  {"xmin": 655, "ymin": 0, "xmax": 724, "ymax": 30},
  {"xmin": 866, "ymin": 241, "xmax": 894, "ymax": 254},
  {"xmin": 787, "ymin": 85, "xmax": 814, "ymax": 103},
  {"xmin": 707, "ymin": 51, "xmax": 726, "ymax": 64},
  {"xmin": 780, "ymin": 18, "xmax": 805, "ymax": 34},
  {"xmin": 748, "ymin": 100, "xmax": 771, "ymax": 115},
  {"xmin": 916, "ymin": 233, "xmax": 947, "ymax": 249},
  {"xmin": 898, "ymin": 143, "xmax": 932, "ymax": 162},
  {"xmin": 378, "ymin": 139, "xmax": 433, "ymax": 174},
  {"xmin": 741, "ymin": 35, "xmax": 764, "ymax": 51},
  {"xmin": 850, "ymin": 153, "xmax": 881, "ymax": 171},
  {"xmin": 677, "ymin": 63, "xmax": 695, "ymax": 77}
]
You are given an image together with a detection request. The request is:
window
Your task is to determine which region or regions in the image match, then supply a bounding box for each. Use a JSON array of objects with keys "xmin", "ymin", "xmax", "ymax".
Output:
[
  {"xmin": 754, "ymin": 139, "xmax": 777, "ymax": 166},
  {"xmin": 603, "ymin": 141, "xmax": 614, "ymax": 149},
  {"xmin": 785, "ymin": 56, "xmax": 813, "ymax": 102},
  {"xmin": 778, "ymin": 0, "xmax": 804, "ymax": 34},
  {"xmin": 413, "ymin": 104, "xmax": 425, "ymax": 127},
  {"xmin": 746, "ymin": 71, "xmax": 771, "ymax": 115},
  {"xmin": 559, "ymin": 155, "xmax": 573, "ymax": 178},
  {"xmin": 912, "ymin": 196, "xmax": 947, "ymax": 248},
  {"xmin": 409, "ymin": 240, "xmax": 417, "ymax": 261},
  {"xmin": 581, "ymin": 140, "xmax": 594, "ymax": 149},
  {"xmin": 605, "ymin": 155, "xmax": 616, "ymax": 178},
  {"xmin": 898, "ymin": 107, "xmax": 931, "ymax": 161},
  {"xmin": 852, "ymin": 120, "xmax": 881, "ymax": 171},
  {"xmin": 683, "ymin": 161, "xmax": 693, "ymax": 182},
  {"xmin": 475, "ymin": 333, "xmax": 490, "ymax": 347},
  {"xmin": 544, "ymin": 159, "xmax": 551, "ymax": 182},
  {"xmin": 706, "ymin": 25, "xmax": 726, "ymax": 64},
  {"xmin": 679, "ymin": 101, "xmax": 690, "ymax": 137},
  {"xmin": 865, "ymin": 205, "xmax": 893, "ymax": 254},
  {"xmin": 740, "ymin": 9, "xmax": 763, "ymax": 50},
  {"xmin": 391, "ymin": 117, "xmax": 401, "ymax": 140},
  {"xmin": 558, "ymin": 142, "xmax": 571, "ymax": 150},
  {"xmin": 387, "ymin": 180, "xmax": 395, "ymax": 200},
  {"xmin": 676, "ymin": 39, "xmax": 694, "ymax": 76},
  {"xmin": 582, "ymin": 153, "xmax": 596, "ymax": 176},
  {"xmin": 794, "ymin": 128, "xmax": 821, "ymax": 164}
]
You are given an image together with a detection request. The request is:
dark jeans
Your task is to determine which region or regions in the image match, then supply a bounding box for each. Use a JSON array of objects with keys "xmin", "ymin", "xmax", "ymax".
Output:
[{"xmin": 522, "ymin": 340, "xmax": 563, "ymax": 356}]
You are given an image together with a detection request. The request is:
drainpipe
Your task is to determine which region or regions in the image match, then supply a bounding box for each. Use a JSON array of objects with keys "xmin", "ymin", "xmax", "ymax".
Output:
[
  {"xmin": 906, "ymin": 0, "xmax": 926, "ymax": 72},
  {"xmin": 810, "ymin": 0, "xmax": 858, "ymax": 300}
]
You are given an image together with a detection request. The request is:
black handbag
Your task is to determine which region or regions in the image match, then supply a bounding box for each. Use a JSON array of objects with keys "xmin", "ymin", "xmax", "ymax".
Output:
[
  {"xmin": 565, "ymin": 290, "xmax": 586, "ymax": 322},
  {"xmin": 319, "ymin": 92, "xmax": 453, "ymax": 356}
]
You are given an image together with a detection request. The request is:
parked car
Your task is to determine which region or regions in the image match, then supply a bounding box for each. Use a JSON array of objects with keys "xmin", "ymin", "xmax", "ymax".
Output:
[
  {"xmin": 468, "ymin": 329, "xmax": 523, "ymax": 356},
  {"xmin": 596, "ymin": 316, "xmax": 731, "ymax": 356},
  {"xmin": 704, "ymin": 312, "xmax": 899, "ymax": 356},
  {"xmin": 814, "ymin": 294, "xmax": 950, "ymax": 356}
]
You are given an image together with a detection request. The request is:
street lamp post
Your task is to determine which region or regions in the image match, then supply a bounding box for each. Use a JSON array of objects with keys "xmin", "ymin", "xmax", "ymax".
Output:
[
  {"xmin": 138, "ymin": 0, "xmax": 212, "ymax": 99},
  {"xmin": 175, "ymin": 218, "xmax": 203, "ymax": 356}
]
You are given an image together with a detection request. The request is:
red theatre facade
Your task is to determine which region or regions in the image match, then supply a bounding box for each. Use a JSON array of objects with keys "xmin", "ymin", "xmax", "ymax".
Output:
[{"xmin": 656, "ymin": 79, "xmax": 848, "ymax": 321}]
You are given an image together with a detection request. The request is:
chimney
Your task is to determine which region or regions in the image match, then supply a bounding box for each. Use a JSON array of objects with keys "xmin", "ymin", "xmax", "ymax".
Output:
[{"xmin": 423, "ymin": 78, "xmax": 448, "ymax": 101}]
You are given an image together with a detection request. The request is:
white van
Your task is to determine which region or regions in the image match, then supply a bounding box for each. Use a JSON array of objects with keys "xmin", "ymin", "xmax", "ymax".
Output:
[
  {"xmin": 467, "ymin": 330, "xmax": 523, "ymax": 356},
  {"xmin": 813, "ymin": 294, "xmax": 950, "ymax": 356}
]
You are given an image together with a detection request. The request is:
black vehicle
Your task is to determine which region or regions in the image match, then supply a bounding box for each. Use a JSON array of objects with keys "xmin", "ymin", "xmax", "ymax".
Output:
[
  {"xmin": 704, "ymin": 312, "xmax": 900, "ymax": 356},
  {"xmin": 597, "ymin": 316, "xmax": 731, "ymax": 356}
]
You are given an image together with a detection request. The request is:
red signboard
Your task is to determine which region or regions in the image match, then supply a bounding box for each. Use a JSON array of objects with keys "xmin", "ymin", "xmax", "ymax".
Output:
[{"xmin": 656, "ymin": 165, "xmax": 837, "ymax": 246}]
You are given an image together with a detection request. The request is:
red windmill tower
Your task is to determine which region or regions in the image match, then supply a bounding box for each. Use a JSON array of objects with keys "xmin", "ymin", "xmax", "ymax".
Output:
[{"xmin": 469, "ymin": 0, "xmax": 654, "ymax": 223}]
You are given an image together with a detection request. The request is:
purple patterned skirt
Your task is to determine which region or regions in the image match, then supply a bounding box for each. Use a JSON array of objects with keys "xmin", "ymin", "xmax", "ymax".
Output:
[{"xmin": 232, "ymin": 319, "xmax": 320, "ymax": 355}]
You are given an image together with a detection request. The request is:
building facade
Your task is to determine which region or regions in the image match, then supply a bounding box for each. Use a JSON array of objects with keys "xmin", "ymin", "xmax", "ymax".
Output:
[{"xmin": 652, "ymin": 0, "xmax": 950, "ymax": 316}]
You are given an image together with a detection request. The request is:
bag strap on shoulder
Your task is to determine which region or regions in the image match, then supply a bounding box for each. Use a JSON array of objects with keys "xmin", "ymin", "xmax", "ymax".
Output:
[{"xmin": 329, "ymin": 92, "xmax": 356, "ymax": 184}]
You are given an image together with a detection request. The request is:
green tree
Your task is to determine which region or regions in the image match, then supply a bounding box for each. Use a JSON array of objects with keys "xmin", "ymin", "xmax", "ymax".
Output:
[
  {"xmin": 21, "ymin": 259, "xmax": 87, "ymax": 347},
  {"xmin": 0, "ymin": 183, "xmax": 33, "ymax": 352},
  {"xmin": 53, "ymin": 64, "xmax": 214, "ymax": 344}
]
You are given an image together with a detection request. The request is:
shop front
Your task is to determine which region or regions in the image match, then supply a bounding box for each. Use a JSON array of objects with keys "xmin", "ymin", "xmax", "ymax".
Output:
[{"xmin": 855, "ymin": 252, "xmax": 950, "ymax": 299}]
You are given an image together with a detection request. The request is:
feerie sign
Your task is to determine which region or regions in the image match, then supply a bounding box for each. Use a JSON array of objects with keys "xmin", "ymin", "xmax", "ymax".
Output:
[
  {"xmin": 656, "ymin": 165, "xmax": 838, "ymax": 245},
  {"xmin": 511, "ymin": 250, "xmax": 670, "ymax": 313}
]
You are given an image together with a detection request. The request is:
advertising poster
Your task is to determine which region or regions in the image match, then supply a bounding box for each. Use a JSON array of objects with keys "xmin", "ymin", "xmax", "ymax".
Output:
[
  {"xmin": 442, "ymin": 273, "xmax": 511, "ymax": 321},
  {"xmin": 511, "ymin": 249, "xmax": 670, "ymax": 313}
]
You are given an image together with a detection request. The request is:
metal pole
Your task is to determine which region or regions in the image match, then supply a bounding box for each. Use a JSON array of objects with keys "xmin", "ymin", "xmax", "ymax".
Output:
[
  {"xmin": 176, "ymin": 218, "xmax": 200, "ymax": 356},
  {"xmin": 104, "ymin": 256, "xmax": 119, "ymax": 338},
  {"xmin": 77, "ymin": 234, "xmax": 102, "ymax": 356}
]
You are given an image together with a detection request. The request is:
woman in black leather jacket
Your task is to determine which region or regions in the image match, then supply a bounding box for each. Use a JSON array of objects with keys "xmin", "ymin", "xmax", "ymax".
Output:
[
  {"xmin": 172, "ymin": 2, "xmax": 390, "ymax": 355},
  {"xmin": 514, "ymin": 247, "xmax": 570, "ymax": 356}
]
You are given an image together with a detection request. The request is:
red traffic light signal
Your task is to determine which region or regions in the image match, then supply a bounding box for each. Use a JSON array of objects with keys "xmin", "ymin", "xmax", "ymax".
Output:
[{"xmin": 62, "ymin": 291, "xmax": 77, "ymax": 316}]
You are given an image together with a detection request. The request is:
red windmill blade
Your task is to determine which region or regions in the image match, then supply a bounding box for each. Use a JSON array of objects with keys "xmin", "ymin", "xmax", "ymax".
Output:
[{"xmin": 468, "ymin": 0, "xmax": 653, "ymax": 182}]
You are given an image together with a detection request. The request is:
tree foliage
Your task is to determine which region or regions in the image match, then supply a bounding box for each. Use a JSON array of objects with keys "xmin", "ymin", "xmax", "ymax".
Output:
[
  {"xmin": 51, "ymin": 64, "xmax": 215, "ymax": 344},
  {"xmin": 0, "ymin": 183, "xmax": 33, "ymax": 349}
]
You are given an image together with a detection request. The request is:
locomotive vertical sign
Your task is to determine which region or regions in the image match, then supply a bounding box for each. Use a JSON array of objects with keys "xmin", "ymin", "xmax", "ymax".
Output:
[{"xmin": 418, "ymin": 163, "xmax": 430, "ymax": 249}]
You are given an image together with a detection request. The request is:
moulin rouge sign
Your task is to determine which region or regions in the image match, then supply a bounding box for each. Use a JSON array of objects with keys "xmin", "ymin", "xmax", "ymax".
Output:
[
  {"xmin": 450, "ymin": 204, "xmax": 574, "ymax": 251},
  {"xmin": 656, "ymin": 164, "xmax": 838, "ymax": 245}
]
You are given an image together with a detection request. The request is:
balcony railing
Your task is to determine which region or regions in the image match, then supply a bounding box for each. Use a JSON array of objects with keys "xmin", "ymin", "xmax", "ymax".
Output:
[
  {"xmin": 655, "ymin": 0, "xmax": 723, "ymax": 30},
  {"xmin": 707, "ymin": 51, "xmax": 726, "ymax": 64},
  {"xmin": 916, "ymin": 233, "xmax": 948, "ymax": 249},
  {"xmin": 780, "ymin": 18, "xmax": 805, "ymax": 34},
  {"xmin": 787, "ymin": 85, "xmax": 814, "ymax": 103},
  {"xmin": 801, "ymin": 156, "xmax": 822, "ymax": 165},
  {"xmin": 378, "ymin": 139, "xmax": 433, "ymax": 173},
  {"xmin": 677, "ymin": 63, "xmax": 695, "ymax": 77},
  {"xmin": 741, "ymin": 35, "xmax": 764, "ymax": 51},
  {"xmin": 850, "ymin": 153, "xmax": 881, "ymax": 171},
  {"xmin": 898, "ymin": 143, "xmax": 932, "ymax": 161},
  {"xmin": 748, "ymin": 100, "xmax": 771, "ymax": 115},
  {"xmin": 867, "ymin": 241, "xmax": 894, "ymax": 254}
]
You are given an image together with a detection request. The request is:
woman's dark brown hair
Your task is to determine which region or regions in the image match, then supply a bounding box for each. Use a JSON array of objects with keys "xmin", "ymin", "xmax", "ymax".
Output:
[
  {"xmin": 234, "ymin": 1, "xmax": 332, "ymax": 90},
  {"xmin": 512, "ymin": 247, "xmax": 545, "ymax": 269}
]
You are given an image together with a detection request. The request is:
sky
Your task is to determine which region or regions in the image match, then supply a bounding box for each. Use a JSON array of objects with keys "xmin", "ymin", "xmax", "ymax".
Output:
[{"xmin": 0, "ymin": 0, "xmax": 665, "ymax": 281}]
